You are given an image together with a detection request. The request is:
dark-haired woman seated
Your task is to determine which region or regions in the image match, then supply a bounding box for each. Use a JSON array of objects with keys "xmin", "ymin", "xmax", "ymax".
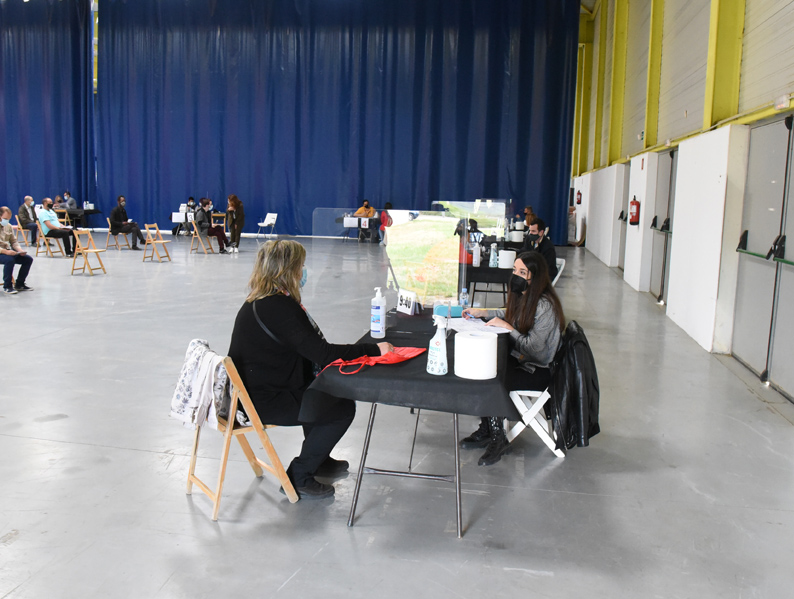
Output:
[
  {"xmin": 461, "ymin": 251, "xmax": 565, "ymax": 465},
  {"xmin": 228, "ymin": 240, "xmax": 393, "ymax": 499}
]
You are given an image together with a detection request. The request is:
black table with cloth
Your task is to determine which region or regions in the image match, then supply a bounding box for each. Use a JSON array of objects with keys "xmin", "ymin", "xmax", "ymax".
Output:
[{"xmin": 308, "ymin": 310, "xmax": 517, "ymax": 537}]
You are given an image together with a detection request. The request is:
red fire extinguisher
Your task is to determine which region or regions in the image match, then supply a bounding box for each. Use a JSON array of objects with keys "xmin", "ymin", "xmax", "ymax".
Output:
[
  {"xmin": 629, "ymin": 196, "xmax": 640, "ymax": 226},
  {"xmin": 576, "ymin": 190, "xmax": 582, "ymax": 205}
]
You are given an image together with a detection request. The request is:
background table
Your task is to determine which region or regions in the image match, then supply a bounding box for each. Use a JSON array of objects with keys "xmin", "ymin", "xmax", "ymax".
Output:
[
  {"xmin": 309, "ymin": 311, "xmax": 516, "ymax": 537},
  {"xmin": 465, "ymin": 264, "xmax": 512, "ymax": 305}
]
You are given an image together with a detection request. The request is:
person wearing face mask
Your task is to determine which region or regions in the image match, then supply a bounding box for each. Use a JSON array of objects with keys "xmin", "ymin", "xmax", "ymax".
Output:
[
  {"xmin": 228, "ymin": 240, "xmax": 393, "ymax": 499},
  {"xmin": 38, "ymin": 197, "xmax": 76, "ymax": 256},
  {"xmin": 354, "ymin": 199, "xmax": 378, "ymax": 243},
  {"xmin": 17, "ymin": 196, "xmax": 39, "ymax": 247},
  {"xmin": 109, "ymin": 196, "xmax": 146, "ymax": 250},
  {"xmin": 195, "ymin": 198, "xmax": 230, "ymax": 254},
  {"xmin": 0, "ymin": 206, "xmax": 34, "ymax": 294},
  {"xmin": 521, "ymin": 216, "xmax": 558, "ymax": 280},
  {"xmin": 61, "ymin": 191, "xmax": 78, "ymax": 210},
  {"xmin": 226, "ymin": 194, "xmax": 245, "ymax": 252},
  {"xmin": 461, "ymin": 252, "xmax": 565, "ymax": 465},
  {"xmin": 173, "ymin": 197, "xmax": 197, "ymax": 236}
]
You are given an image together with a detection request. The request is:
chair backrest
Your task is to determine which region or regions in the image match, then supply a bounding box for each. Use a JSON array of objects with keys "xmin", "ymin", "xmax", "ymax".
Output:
[
  {"xmin": 14, "ymin": 215, "xmax": 29, "ymax": 244},
  {"xmin": 55, "ymin": 209, "xmax": 71, "ymax": 225},
  {"xmin": 264, "ymin": 213, "xmax": 277, "ymax": 227},
  {"xmin": 144, "ymin": 223, "xmax": 164, "ymax": 241},
  {"xmin": 552, "ymin": 258, "xmax": 565, "ymax": 286},
  {"xmin": 73, "ymin": 229, "xmax": 98, "ymax": 253}
]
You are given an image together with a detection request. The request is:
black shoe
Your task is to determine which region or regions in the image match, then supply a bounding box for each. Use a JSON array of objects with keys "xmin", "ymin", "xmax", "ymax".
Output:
[
  {"xmin": 66, "ymin": 253, "xmax": 74, "ymax": 257},
  {"xmin": 315, "ymin": 456, "xmax": 349, "ymax": 477},
  {"xmin": 219, "ymin": 248, "xmax": 228, "ymax": 254},
  {"xmin": 460, "ymin": 418, "xmax": 491, "ymax": 449},
  {"xmin": 478, "ymin": 418, "xmax": 512, "ymax": 466},
  {"xmin": 281, "ymin": 477, "xmax": 335, "ymax": 500},
  {"xmin": 131, "ymin": 246, "xmax": 142, "ymax": 251},
  {"xmin": 14, "ymin": 284, "xmax": 33, "ymax": 292}
]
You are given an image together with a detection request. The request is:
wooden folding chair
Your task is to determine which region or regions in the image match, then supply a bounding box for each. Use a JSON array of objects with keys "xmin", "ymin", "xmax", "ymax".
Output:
[
  {"xmin": 504, "ymin": 389, "xmax": 565, "ymax": 458},
  {"xmin": 190, "ymin": 221, "xmax": 216, "ymax": 254},
  {"xmin": 14, "ymin": 216, "xmax": 31, "ymax": 247},
  {"xmin": 54, "ymin": 209, "xmax": 72, "ymax": 226},
  {"xmin": 36, "ymin": 222, "xmax": 65, "ymax": 257},
  {"xmin": 71, "ymin": 229, "xmax": 107, "ymax": 276},
  {"xmin": 142, "ymin": 223, "xmax": 172, "ymax": 262},
  {"xmin": 211, "ymin": 212, "xmax": 227, "ymax": 234},
  {"xmin": 106, "ymin": 217, "xmax": 131, "ymax": 250},
  {"xmin": 186, "ymin": 357, "xmax": 299, "ymax": 519}
]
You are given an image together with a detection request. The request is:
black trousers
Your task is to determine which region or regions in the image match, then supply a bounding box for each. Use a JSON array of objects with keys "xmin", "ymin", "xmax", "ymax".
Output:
[
  {"xmin": 45, "ymin": 229, "xmax": 75, "ymax": 254},
  {"xmin": 118, "ymin": 222, "xmax": 146, "ymax": 245},
  {"xmin": 251, "ymin": 389, "xmax": 355, "ymax": 487},
  {"xmin": 504, "ymin": 355, "xmax": 551, "ymax": 392}
]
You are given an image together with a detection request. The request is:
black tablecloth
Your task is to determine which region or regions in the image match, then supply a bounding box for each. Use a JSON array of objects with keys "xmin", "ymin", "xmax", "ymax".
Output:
[{"xmin": 309, "ymin": 311, "xmax": 520, "ymax": 419}]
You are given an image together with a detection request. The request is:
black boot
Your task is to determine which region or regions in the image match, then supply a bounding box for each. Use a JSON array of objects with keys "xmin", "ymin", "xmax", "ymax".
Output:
[
  {"xmin": 460, "ymin": 417, "xmax": 491, "ymax": 449},
  {"xmin": 478, "ymin": 417, "xmax": 512, "ymax": 466}
]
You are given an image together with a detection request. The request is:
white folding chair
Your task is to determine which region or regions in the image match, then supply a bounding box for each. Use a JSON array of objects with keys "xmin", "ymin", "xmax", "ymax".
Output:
[
  {"xmin": 552, "ymin": 258, "xmax": 565, "ymax": 286},
  {"xmin": 504, "ymin": 389, "xmax": 565, "ymax": 458},
  {"xmin": 256, "ymin": 213, "xmax": 278, "ymax": 240}
]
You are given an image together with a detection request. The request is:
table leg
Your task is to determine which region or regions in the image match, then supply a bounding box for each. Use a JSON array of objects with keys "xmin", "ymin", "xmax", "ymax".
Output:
[
  {"xmin": 408, "ymin": 409, "xmax": 421, "ymax": 472},
  {"xmin": 348, "ymin": 403, "xmax": 378, "ymax": 527},
  {"xmin": 454, "ymin": 413, "xmax": 462, "ymax": 538}
]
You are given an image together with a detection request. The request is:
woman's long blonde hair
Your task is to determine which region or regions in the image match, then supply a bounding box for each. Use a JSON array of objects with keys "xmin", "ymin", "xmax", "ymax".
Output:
[{"xmin": 246, "ymin": 240, "xmax": 305, "ymax": 303}]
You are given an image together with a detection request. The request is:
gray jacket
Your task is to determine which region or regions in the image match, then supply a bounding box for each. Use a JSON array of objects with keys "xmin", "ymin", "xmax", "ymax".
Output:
[{"xmin": 492, "ymin": 296, "xmax": 562, "ymax": 372}]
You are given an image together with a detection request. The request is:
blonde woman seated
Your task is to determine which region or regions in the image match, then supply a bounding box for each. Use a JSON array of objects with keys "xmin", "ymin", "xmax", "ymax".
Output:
[
  {"xmin": 461, "ymin": 252, "xmax": 565, "ymax": 465},
  {"xmin": 228, "ymin": 240, "xmax": 393, "ymax": 499}
]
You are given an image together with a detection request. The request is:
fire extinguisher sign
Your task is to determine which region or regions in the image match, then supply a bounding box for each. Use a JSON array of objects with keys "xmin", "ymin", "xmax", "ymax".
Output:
[{"xmin": 629, "ymin": 196, "xmax": 640, "ymax": 226}]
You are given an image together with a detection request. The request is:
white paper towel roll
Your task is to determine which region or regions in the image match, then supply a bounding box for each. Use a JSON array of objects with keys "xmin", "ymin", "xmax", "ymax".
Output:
[
  {"xmin": 509, "ymin": 231, "xmax": 524, "ymax": 242},
  {"xmin": 454, "ymin": 331, "xmax": 498, "ymax": 380},
  {"xmin": 498, "ymin": 249, "xmax": 516, "ymax": 269},
  {"xmin": 515, "ymin": 221, "xmax": 524, "ymax": 230}
]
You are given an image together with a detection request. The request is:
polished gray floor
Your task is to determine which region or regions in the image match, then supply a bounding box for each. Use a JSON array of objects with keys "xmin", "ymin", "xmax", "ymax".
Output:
[{"xmin": 2, "ymin": 237, "xmax": 794, "ymax": 598}]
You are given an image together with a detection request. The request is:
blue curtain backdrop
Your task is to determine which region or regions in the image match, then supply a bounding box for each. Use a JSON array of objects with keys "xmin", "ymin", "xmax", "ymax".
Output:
[
  {"xmin": 0, "ymin": 0, "xmax": 95, "ymax": 211},
  {"xmin": 97, "ymin": 0, "xmax": 578, "ymax": 242}
]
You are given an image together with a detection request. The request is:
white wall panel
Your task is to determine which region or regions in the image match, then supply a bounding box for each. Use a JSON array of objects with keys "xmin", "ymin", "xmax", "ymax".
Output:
[
  {"xmin": 666, "ymin": 126, "xmax": 750, "ymax": 352},
  {"xmin": 621, "ymin": 1, "xmax": 650, "ymax": 158},
  {"xmin": 586, "ymin": 163, "xmax": 629, "ymax": 267},
  {"xmin": 657, "ymin": 0, "xmax": 709, "ymax": 142},
  {"xmin": 739, "ymin": 0, "xmax": 794, "ymax": 112},
  {"xmin": 623, "ymin": 153, "xmax": 659, "ymax": 292}
]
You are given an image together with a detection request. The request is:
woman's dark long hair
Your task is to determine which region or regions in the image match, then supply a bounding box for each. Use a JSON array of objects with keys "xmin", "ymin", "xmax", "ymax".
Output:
[{"xmin": 504, "ymin": 252, "xmax": 565, "ymax": 335}]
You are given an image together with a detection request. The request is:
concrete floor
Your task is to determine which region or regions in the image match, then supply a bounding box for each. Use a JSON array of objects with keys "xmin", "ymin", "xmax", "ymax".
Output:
[{"xmin": 2, "ymin": 236, "xmax": 794, "ymax": 598}]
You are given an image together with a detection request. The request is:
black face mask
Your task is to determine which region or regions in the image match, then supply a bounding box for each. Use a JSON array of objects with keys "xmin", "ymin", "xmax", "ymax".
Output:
[
  {"xmin": 509, "ymin": 274, "xmax": 529, "ymax": 294},
  {"xmin": 528, "ymin": 233, "xmax": 540, "ymax": 244}
]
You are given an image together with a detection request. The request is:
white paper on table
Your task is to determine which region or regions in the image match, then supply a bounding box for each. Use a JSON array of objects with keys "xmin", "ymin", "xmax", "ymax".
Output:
[{"xmin": 448, "ymin": 318, "xmax": 511, "ymax": 335}]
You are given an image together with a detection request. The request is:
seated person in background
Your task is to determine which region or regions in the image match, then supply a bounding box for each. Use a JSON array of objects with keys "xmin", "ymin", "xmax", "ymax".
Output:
[
  {"xmin": 353, "ymin": 199, "xmax": 375, "ymax": 218},
  {"xmin": 462, "ymin": 252, "xmax": 564, "ymax": 465},
  {"xmin": 378, "ymin": 202, "xmax": 393, "ymax": 246},
  {"xmin": 53, "ymin": 195, "xmax": 64, "ymax": 208},
  {"xmin": 109, "ymin": 196, "xmax": 146, "ymax": 251},
  {"xmin": 172, "ymin": 197, "xmax": 197, "ymax": 236},
  {"xmin": 226, "ymin": 194, "xmax": 245, "ymax": 252},
  {"xmin": 228, "ymin": 240, "xmax": 392, "ymax": 499},
  {"xmin": 0, "ymin": 206, "xmax": 34, "ymax": 294},
  {"xmin": 61, "ymin": 191, "xmax": 78, "ymax": 210},
  {"xmin": 17, "ymin": 196, "xmax": 39, "ymax": 246},
  {"xmin": 38, "ymin": 197, "xmax": 75, "ymax": 256},
  {"xmin": 521, "ymin": 216, "xmax": 557, "ymax": 280},
  {"xmin": 195, "ymin": 197, "xmax": 229, "ymax": 254}
]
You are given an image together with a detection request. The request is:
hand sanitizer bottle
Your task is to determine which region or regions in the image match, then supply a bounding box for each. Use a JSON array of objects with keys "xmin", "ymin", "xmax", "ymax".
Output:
[
  {"xmin": 426, "ymin": 315, "xmax": 448, "ymax": 375},
  {"xmin": 371, "ymin": 287, "xmax": 386, "ymax": 339}
]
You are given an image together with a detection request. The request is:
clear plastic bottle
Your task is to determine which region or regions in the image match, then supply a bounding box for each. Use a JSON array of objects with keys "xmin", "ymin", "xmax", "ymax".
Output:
[
  {"xmin": 459, "ymin": 287, "xmax": 469, "ymax": 310},
  {"xmin": 370, "ymin": 287, "xmax": 386, "ymax": 339}
]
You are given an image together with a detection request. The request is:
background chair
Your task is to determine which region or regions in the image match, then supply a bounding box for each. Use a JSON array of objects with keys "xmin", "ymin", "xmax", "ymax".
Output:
[
  {"xmin": 142, "ymin": 223, "xmax": 172, "ymax": 262},
  {"xmin": 71, "ymin": 229, "xmax": 107, "ymax": 276},
  {"xmin": 186, "ymin": 357, "xmax": 298, "ymax": 520},
  {"xmin": 36, "ymin": 222, "xmax": 64, "ymax": 257},
  {"xmin": 256, "ymin": 213, "xmax": 278, "ymax": 240},
  {"xmin": 552, "ymin": 258, "xmax": 565, "ymax": 286},
  {"xmin": 190, "ymin": 221, "xmax": 216, "ymax": 254},
  {"xmin": 14, "ymin": 216, "xmax": 31, "ymax": 247},
  {"xmin": 106, "ymin": 217, "xmax": 131, "ymax": 250},
  {"xmin": 54, "ymin": 209, "xmax": 72, "ymax": 226}
]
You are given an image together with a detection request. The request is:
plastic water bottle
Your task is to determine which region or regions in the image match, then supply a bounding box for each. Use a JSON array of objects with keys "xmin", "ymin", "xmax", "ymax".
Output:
[
  {"xmin": 459, "ymin": 288, "xmax": 469, "ymax": 310},
  {"xmin": 370, "ymin": 287, "xmax": 386, "ymax": 339},
  {"xmin": 472, "ymin": 244, "xmax": 481, "ymax": 267}
]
